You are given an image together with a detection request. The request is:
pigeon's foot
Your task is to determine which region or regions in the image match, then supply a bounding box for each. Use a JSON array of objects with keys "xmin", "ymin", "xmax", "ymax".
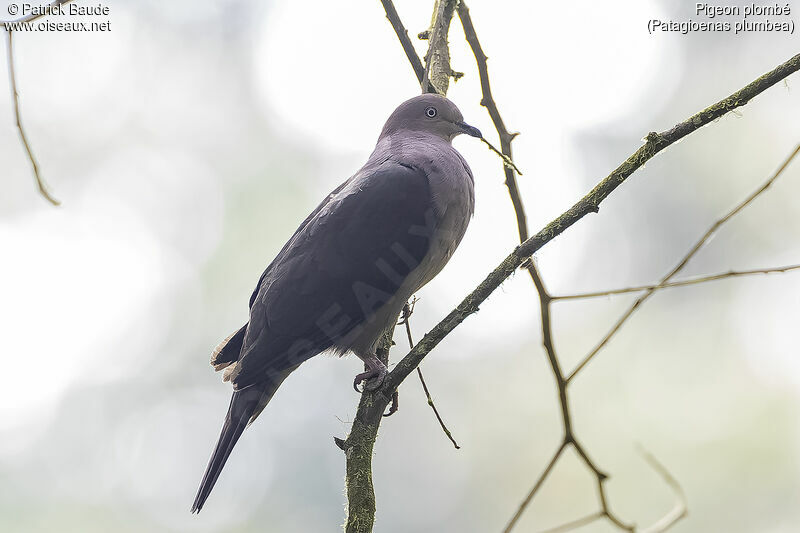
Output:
[
  {"xmin": 353, "ymin": 355, "xmax": 388, "ymax": 393},
  {"xmin": 383, "ymin": 391, "xmax": 399, "ymax": 417}
]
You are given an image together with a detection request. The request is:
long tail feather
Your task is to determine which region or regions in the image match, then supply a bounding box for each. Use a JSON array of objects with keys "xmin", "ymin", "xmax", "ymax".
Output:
[{"xmin": 191, "ymin": 387, "xmax": 261, "ymax": 513}]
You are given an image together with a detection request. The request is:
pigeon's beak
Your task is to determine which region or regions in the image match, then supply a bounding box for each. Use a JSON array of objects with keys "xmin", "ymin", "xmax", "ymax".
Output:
[{"xmin": 455, "ymin": 121, "xmax": 482, "ymax": 138}]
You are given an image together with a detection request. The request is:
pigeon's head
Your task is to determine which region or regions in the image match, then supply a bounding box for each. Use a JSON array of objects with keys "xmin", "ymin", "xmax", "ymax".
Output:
[{"xmin": 380, "ymin": 94, "xmax": 482, "ymax": 142}]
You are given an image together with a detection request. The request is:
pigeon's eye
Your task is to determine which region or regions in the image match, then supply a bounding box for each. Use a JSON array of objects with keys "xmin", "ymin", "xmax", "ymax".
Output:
[{"xmin": 425, "ymin": 106, "xmax": 437, "ymax": 118}]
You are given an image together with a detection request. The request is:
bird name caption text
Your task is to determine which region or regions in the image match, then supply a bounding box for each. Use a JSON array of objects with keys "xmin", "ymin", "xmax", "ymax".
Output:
[
  {"xmin": 5, "ymin": 3, "xmax": 111, "ymax": 32},
  {"xmin": 648, "ymin": 3, "xmax": 794, "ymax": 35}
]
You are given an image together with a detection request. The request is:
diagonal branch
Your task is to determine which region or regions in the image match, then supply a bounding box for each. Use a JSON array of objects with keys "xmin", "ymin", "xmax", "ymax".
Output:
[
  {"xmin": 567, "ymin": 144, "xmax": 800, "ymax": 382},
  {"xmin": 378, "ymin": 0, "xmax": 425, "ymax": 84}
]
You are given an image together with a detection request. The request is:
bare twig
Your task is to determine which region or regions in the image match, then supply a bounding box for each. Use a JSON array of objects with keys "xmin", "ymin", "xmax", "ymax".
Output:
[
  {"xmin": 398, "ymin": 300, "xmax": 461, "ymax": 449},
  {"xmin": 414, "ymin": 367, "xmax": 460, "ymax": 448},
  {"xmin": 536, "ymin": 447, "xmax": 687, "ymax": 533},
  {"xmin": 3, "ymin": 29, "xmax": 59, "ymax": 205},
  {"xmin": 637, "ymin": 447, "xmax": 688, "ymax": 533},
  {"xmin": 378, "ymin": 0, "xmax": 425, "ymax": 84},
  {"xmin": 504, "ymin": 443, "xmax": 566, "ymax": 531},
  {"xmin": 2, "ymin": 1, "xmax": 77, "ymax": 205},
  {"xmin": 457, "ymin": 3, "xmax": 526, "ymax": 239},
  {"xmin": 537, "ymin": 512, "xmax": 604, "ymax": 533},
  {"xmin": 479, "ymin": 136, "xmax": 523, "ymax": 175},
  {"xmin": 567, "ymin": 144, "xmax": 800, "ymax": 382},
  {"xmin": 553, "ymin": 263, "xmax": 800, "ymax": 301}
]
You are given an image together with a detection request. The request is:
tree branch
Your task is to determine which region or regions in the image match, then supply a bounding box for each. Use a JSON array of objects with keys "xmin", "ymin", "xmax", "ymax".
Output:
[
  {"xmin": 637, "ymin": 447, "xmax": 688, "ymax": 533},
  {"xmin": 341, "ymin": 327, "xmax": 395, "ymax": 533},
  {"xmin": 2, "ymin": 1, "xmax": 77, "ymax": 205},
  {"xmin": 537, "ymin": 512, "xmax": 604, "ymax": 533},
  {"xmin": 378, "ymin": 0, "xmax": 425, "ymax": 84},
  {"xmin": 399, "ymin": 300, "xmax": 460, "ymax": 449},
  {"xmin": 505, "ymin": 442, "xmax": 566, "ymax": 531},
  {"xmin": 533, "ymin": 447, "xmax": 687, "ymax": 533},
  {"xmin": 553, "ymin": 263, "xmax": 800, "ymax": 301},
  {"xmin": 567, "ymin": 143, "xmax": 800, "ymax": 382},
  {"xmin": 420, "ymin": 0, "xmax": 458, "ymax": 95},
  {"xmin": 3, "ymin": 29, "xmax": 59, "ymax": 205}
]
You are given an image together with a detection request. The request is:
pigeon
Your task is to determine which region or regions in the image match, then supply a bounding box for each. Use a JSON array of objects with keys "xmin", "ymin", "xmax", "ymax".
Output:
[{"xmin": 192, "ymin": 93, "xmax": 480, "ymax": 512}]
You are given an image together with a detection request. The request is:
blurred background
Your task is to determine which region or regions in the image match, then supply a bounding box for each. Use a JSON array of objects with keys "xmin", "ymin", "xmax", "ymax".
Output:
[{"xmin": 1, "ymin": 1, "xmax": 799, "ymax": 531}]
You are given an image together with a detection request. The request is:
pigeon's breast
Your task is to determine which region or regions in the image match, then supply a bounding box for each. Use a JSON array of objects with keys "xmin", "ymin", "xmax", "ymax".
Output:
[
  {"xmin": 392, "ymin": 138, "xmax": 475, "ymax": 290},
  {"xmin": 345, "ymin": 134, "xmax": 475, "ymax": 354}
]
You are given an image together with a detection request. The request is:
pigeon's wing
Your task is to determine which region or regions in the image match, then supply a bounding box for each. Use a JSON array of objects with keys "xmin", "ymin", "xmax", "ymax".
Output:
[
  {"xmin": 232, "ymin": 161, "xmax": 434, "ymax": 390},
  {"xmin": 248, "ymin": 180, "xmax": 351, "ymax": 309}
]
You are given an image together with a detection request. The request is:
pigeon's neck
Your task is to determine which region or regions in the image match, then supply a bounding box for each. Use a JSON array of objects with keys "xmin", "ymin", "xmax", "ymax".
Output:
[
  {"xmin": 367, "ymin": 129, "xmax": 475, "ymax": 220},
  {"xmin": 369, "ymin": 130, "xmax": 451, "ymax": 165}
]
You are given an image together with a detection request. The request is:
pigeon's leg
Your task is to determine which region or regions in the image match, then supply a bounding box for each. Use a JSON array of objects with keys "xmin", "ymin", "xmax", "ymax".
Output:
[{"xmin": 353, "ymin": 354, "xmax": 388, "ymax": 392}]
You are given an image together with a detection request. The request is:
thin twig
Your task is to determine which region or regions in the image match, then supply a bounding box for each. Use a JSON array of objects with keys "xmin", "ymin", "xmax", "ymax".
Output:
[
  {"xmin": 378, "ymin": 0, "xmax": 425, "ymax": 84},
  {"xmin": 480, "ymin": 137, "xmax": 523, "ymax": 175},
  {"xmin": 553, "ymin": 263, "xmax": 800, "ymax": 301},
  {"xmin": 637, "ymin": 446, "xmax": 688, "ymax": 533},
  {"xmin": 537, "ymin": 512, "xmax": 604, "ymax": 533},
  {"xmin": 457, "ymin": 2, "xmax": 525, "ymax": 240},
  {"xmin": 4, "ymin": 29, "xmax": 59, "ymax": 205},
  {"xmin": 398, "ymin": 300, "xmax": 461, "ymax": 449},
  {"xmin": 567, "ymin": 144, "xmax": 800, "ymax": 382},
  {"xmin": 414, "ymin": 367, "xmax": 460, "ymax": 448},
  {"xmin": 503, "ymin": 443, "xmax": 567, "ymax": 533},
  {"xmin": 3, "ymin": 0, "xmax": 76, "ymax": 205}
]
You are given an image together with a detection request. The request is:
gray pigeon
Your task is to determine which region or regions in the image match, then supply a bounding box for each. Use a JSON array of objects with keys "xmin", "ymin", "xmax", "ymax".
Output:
[{"xmin": 192, "ymin": 93, "xmax": 481, "ymax": 512}]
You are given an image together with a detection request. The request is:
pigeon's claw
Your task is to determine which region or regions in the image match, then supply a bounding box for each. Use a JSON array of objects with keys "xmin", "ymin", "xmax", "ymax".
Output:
[
  {"xmin": 353, "ymin": 355, "xmax": 388, "ymax": 392},
  {"xmin": 383, "ymin": 391, "xmax": 399, "ymax": 417}
]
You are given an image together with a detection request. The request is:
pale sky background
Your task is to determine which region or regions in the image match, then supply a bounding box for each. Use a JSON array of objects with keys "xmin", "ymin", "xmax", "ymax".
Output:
[{"xmin": 1, "ymin": 1, "xmax": 800, "ymax": 532}]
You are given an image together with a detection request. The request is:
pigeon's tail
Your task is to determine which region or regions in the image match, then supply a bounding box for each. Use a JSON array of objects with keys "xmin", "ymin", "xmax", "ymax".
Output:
[
  {"xmin": 191, "ymin": 386, "xmax": 262, "ymax": 513},
  {"xmin": 191, "ymin": 365, "xmax": 298, "ymax": 513}
]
